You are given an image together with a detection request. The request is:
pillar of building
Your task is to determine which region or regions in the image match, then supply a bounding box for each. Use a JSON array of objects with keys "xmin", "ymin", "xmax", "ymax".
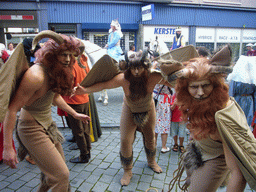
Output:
[{"xmin": 0, "ymin": 28, "xmax": 5, "ymax": 44}]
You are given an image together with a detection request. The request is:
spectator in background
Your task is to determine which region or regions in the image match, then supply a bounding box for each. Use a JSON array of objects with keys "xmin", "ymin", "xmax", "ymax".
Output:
[
  {"xmin": 7, "ymin": 42, "xmax": 15, "ymax": 56},
  {"xmin": 0, "ymin": 43, "xmax": 9, "ymax": 67},
  {"xmin": 253, "ymin": 43, "xmax": 256, "ymax": 56},
  {"xmin": 246, "ymin": 43, "xmax": 254, "ymax": 56},
  {"xmin": 170, "ymin": 93, "xmax": 186, "ymax": 153},
  {"xmin": 127, "ymin": 44, "xmax": 135, "ymax": 58},
  {"xmin": 171, "ymin": 27, "xmax": 185, "ymax": 50},
  {"xmin": 197, "ymin": 47, "xmax": 210, "ymax": 59},
  {"xmin": 152, "ymin": 51, "xmax": 172, "ymax": 153},
  {"xmin": 62, "ymin": 54, "xmax": 92, "ymax": 163}
]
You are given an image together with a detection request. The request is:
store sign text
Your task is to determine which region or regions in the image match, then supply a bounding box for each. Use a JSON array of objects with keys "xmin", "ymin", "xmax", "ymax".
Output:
[
  {"xmin": 154, "ymin": 28, "xmax": 176, "ymax": 35},
  {"xmin": 198, "ymin": 36, "xmax": 212, "ymax": 40},
  {"xmin": 243, "ymin": 36, "xmax": 256, "ymax": 41},
  {"xmin": 219, "ymin": 36, "xmax": 238, "ymax": 40}
]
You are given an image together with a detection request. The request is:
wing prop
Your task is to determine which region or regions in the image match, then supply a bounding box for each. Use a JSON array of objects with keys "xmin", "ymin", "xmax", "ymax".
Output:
[
  {"xmin": 80, "ymin": 54, "xmax": 120, "ymax": 88},
  {"xmin": 215, "ymin": 99, "xmax": 256, "ymax": 190},
  {"xmin": 0, "ymin": 43, "xmax": 29, "ymax": 122}
]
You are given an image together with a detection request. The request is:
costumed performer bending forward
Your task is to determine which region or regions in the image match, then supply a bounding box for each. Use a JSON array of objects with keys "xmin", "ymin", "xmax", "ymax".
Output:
[
  {"xmin": 75, "ymin": 51, "xmax": 172, "ymax": 186},
  {"xmin": 3, "ymin": 31, "xmax": 90, "ymax": 192},
  {"xmin": 168, "ymin": 45, "xmax": 256, "ymax": 192}
]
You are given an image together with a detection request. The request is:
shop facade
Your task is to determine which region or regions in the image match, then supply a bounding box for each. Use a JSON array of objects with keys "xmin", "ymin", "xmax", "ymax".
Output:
[{"xmin": 1, "ymin": 0, "xmax": 256, "ymax": 60}]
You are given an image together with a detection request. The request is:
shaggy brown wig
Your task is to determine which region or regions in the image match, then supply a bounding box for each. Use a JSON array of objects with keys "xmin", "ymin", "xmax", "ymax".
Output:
[
  {"xmin": 175, "ymin": 58, "xmax": 229, "ymax": 140},
  {"xmin": 35, "ymin": 35, "xmax": 80, "ymax": 95}
]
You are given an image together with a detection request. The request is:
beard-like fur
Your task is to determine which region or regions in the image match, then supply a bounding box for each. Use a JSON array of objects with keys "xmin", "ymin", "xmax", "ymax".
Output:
[
  {"xmin": 176, "ymin": 76, "xmax": 229, "ymax": 140},
  {"xmin": 48, "ymin": 63, "xmax": 74, "ymax": 96},
  {"xmin": 124, "ymin": 69, "xmax": 149, "ymax": 101}
]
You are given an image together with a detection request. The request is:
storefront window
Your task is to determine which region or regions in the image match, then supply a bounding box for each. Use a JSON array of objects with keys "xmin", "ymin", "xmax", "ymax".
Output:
[{"xmin": 83, "ymin": 32, "xmax": 89, "ymax": 41}]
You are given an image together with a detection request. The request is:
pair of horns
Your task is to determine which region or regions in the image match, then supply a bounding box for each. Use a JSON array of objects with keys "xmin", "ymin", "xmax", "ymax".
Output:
[
  {"xmin": 31, "ymin": 30, "xmax": 64, "ymax": 51},
  {"xmin": 165, "ymin": 44, "xmax": 233, "ymax": 83}
]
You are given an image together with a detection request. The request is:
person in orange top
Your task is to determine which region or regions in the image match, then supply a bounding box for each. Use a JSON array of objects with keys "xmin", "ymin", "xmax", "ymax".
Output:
[{"xmin": 62, "ymin": 54, "xmax": 91, "ymax": 163}]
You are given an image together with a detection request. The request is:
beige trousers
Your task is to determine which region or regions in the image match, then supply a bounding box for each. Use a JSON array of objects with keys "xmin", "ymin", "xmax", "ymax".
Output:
[
  {"xmin": 188, "ymin": 155, "xmax": 229, "ymax": 192},
  {"xmin": 17, "ymin": 119, "xmax": 69, "ymax": 192}
]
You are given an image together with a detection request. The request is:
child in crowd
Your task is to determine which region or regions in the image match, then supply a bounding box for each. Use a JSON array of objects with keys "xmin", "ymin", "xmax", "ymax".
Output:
[{"xmin": 170, "ymin": 93, "xmax": 186, "ymax": 153}]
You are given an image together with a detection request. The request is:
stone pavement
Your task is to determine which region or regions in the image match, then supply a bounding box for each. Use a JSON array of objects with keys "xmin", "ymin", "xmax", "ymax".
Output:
[{"xmin": 0, "ymin": 87, "xmax": 254, "ymax": 192}]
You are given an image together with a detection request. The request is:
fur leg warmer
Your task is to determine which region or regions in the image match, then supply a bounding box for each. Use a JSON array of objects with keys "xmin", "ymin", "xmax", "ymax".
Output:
[
  {"xmin": 144, "ymin": 147, "xmax": 162, "ymax": 173},
  {"xmin": 120, "ymin": 152, "xmax": 133, "ymax": 186}
]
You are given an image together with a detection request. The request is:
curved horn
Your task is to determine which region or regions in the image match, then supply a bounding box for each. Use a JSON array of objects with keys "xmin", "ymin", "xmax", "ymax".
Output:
[
  {"xmin": 32, "ymin": 30, "xmax": 64, "ymax": 51},
  {"xmin": 78, "ymin": 40, "xmax": 85, "ymax": 55}
]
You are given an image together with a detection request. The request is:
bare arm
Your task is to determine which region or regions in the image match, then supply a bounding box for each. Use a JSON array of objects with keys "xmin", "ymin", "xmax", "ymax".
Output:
[
  {"xmin": 149, "ymin": 72, "xmax": 174, "ymax": 92},
  {"xmin": 75, "ymin": 73, "xmax": 124, "ymax": 95},
  {"xmin": 223, "ymin": 143, "xmax": 246, "ymax": 192},
  {"xmin": 53, "ymin": 94, "xmax": 90, "ymax": 124},
  {"xmin": 3, "ymin": 67, "xmax": 44, "ymax": 168}
]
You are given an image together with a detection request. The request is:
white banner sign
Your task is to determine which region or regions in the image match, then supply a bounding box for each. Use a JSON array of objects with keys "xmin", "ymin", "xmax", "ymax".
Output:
[
  {"xmin": 196, "ymin": 28, "xmax": 215, "ymax": 43},
  {"xmin": 242, "ymin": 29, "xmax": 256, "ymax": 42},
  {"xmin": 216, "ymin": 28, "xmax": 240, "ymax": 42}
]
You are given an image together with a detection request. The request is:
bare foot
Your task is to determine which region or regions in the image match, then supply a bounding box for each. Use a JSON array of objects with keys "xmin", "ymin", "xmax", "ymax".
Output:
[
  {"xmin": 148, "ymin": 161, "xmax": 162, "ymax": 173},
  {"xmin": 120, "ymin": 170, "xmax": 132, "ymax": 186}
]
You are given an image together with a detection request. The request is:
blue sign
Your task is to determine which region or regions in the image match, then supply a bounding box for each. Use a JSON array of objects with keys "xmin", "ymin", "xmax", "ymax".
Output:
[{"xmin": 142, "ymin": 4, "xmax": 155, "ymax": 21}]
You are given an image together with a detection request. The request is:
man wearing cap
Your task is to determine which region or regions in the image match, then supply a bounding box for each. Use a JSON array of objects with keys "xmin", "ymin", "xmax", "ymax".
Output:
[
  {"xmin": 246, "ymin": 43, "xmax": 254, "ymax": 56},
  {"xmin": 2, "ymin": 31, "xmax": 90, "ymax": 191},
  {"xmin": 253, "ymin": 43, "xmax": 256, "ymax": 56},
  {"xmin": 171, "ymin": 27, "xmax": 185, "ymax": 50}
]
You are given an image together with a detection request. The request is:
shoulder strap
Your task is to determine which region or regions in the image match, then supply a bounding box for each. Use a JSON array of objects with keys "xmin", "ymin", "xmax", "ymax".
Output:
[
  {"xmin": 156, "ymin": 85, "xmax": 165, "ymax": 100},
  {"xmin": 167, "ymin": 87, "xmax": 173, "ymax": 95}
]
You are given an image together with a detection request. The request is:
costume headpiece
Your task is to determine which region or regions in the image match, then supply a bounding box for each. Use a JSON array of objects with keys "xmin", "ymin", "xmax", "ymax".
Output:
[
  {"xmin": 32, "ymin": 30, "xmax": 85, "ymax": 56},
  {"xmin": 111, "ymin": 19, "xmax": 120, "ymax": 29},
  {"xmin": 160, "ymin": 45, "xmax": 233, "ymax": 84},
  {"xmin": 119, "ymin": 50, "xmax": 150, "ymax": 71},
  {"xmin": 32, "ymin": 30, "xmax": 64, "ymax": 51},
  {"xmin": 109, "ymin": 19, "xmax": 123, "ymax": 38}
]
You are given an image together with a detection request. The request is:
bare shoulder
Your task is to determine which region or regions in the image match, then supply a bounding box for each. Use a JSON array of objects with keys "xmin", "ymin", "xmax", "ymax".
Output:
[{"xmin": 22, "ymin": 64, "xmax": 46, "ymax": 89}]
